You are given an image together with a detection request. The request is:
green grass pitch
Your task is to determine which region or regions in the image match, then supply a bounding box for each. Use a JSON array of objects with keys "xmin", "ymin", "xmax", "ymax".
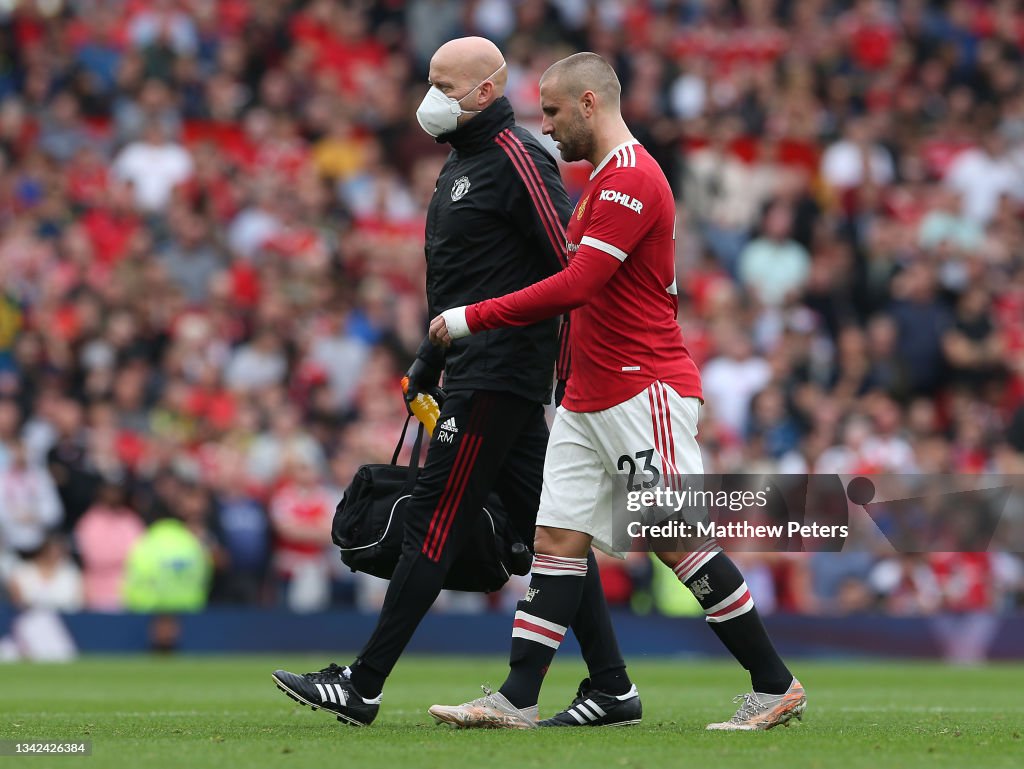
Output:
[{"xmin": 2, "ymin": 655, "xmax": 1022, "ymax": 768}]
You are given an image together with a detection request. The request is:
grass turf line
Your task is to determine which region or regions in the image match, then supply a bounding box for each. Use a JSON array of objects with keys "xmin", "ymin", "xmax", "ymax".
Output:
[{"xmin": 2, "ymin": 656, "xmax": 1022, "ymax": 769}]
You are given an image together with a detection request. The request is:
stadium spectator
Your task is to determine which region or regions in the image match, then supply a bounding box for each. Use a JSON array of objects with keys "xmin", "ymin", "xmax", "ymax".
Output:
[
  {"xmin": 73, "ymin": 481, "xmax": 146, "ymax": 611},
  {"xmin": 943, "ymin": 286, "xmax": 1005, "ymax": 394},
  {"xmin": 301, "ymin": 305, "xmax": 372, "ymax": 412},
  {"xmin": 888, "ymin": 261, "xmax": 954, "ymax": 396},
  {"xmin": 176, "ymin": 480, "xmax": 233, "ymax": 603},
  {"xmin": 158, "ymin": 210, "xmax": 225, "ymax": 305},
  {"xmin": 683, "ymin": 116, "xmax": 770, "ymax": 274},
  {"xmin": 870, "ymin": 554, "xmax": 942, "ymax": 616},
  {"xmin": 738, "ymin": 200, "xmax": 812, "ymax": 308},
  {"xmin": 4, "ymin": 533, "xmax": 84, "ymax": 613},
  {"xmin": 918, "ymin": 188, "xmax": 983, "ymax": 254},
  {"xmin": 701, "ymin": 323, "xmax": 772, "ymax": 438},
  {"xmin": 37, "ymin": 91, "xmax": 94, "ymax": 164},
  {"xmin": 0, "ymin": 441, "xmax": 63, "ymax": 557},
  {"xmin": 247, "ymin": 402, "xmax": 325, "ymax": 486},
  {"xmin": 209, "ymin": 455, "xmax": 271, "ymax": 606},
  {"xmin": 45, "ymin": 398, "xmax": 100, "ymax": 533},
  {"xmin": 267, "ymin": 458, "xmax": 335, "ymax": 611},
  {"xmin": 123, "ymin": 514, "xmax": 211, "ymax": 614},
  {"xmin": 808, "ymin": 551, "xmax": 877, "ymax": 615},
  {"xmin": 127, "ymin": 0, "xmax": 199, "ymax": 59},
  {"xmin": 821, "ymin": 116, "xmax": 895, "ymax": 196},
  {"xmin": 224, "ymin": 326, "xmax": 288, "ymax": 394},
  {"xmin": 747, "ymin": 385, "xmax": 801, "ymax": 459},
  {"xmin": 944, "ymin": 127, "xmax": 1024, "ymax": 226},
  {"xmin": 112, "ymin": 120, "xmax": 193, "ymax": 212}
]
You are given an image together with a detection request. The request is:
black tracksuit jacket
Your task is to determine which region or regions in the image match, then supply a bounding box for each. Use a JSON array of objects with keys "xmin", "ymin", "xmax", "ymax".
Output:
[{"xmin": 422, "ymin": 96, "xmax": 571, "ymax": 404}]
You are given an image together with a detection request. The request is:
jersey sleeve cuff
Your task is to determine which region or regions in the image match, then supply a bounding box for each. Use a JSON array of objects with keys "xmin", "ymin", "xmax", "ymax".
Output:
[{"xmin": 442, "ymin": 306, "xmax": 472, "ymax": 339}]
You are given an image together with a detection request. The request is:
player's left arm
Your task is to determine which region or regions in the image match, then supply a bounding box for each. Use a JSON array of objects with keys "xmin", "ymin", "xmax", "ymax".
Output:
[{"xmin": 431, "ymin": 167, "xmax": 653, "ymax": 344}]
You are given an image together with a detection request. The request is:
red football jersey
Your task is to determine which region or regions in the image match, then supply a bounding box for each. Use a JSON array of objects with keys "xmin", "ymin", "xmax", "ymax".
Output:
[{"xmin": 466, "ymin": 140, "xmax": 702, "ymax": 412}]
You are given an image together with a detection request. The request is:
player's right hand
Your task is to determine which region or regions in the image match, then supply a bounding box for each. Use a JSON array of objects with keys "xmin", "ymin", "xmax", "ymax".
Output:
[
  {"xmin": 430, "ymin": 306, "xmax": 471, "ymax": 347},
  {"xmin": 428, "ymin": 314, "xmax": 451, "ymax": 347}
]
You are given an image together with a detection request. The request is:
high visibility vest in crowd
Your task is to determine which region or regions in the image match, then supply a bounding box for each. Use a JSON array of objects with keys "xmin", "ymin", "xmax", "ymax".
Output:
[
  {"xmin": 123, "ymin": 519, "xmax": 211, "ymax": 613},
  {"xmin": 650, "ymin": 554, "xmax": 704, "ymax": 617}
]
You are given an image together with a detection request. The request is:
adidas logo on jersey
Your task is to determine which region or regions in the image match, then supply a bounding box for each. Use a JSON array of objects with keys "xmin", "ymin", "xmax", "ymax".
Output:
[
  {"xmin": 437, "ymin": 417, "xmax": 459, "ymax": 443},
  {"xmin": 599, "ymin": 189, "xmax": 643, "ymax": 213}
]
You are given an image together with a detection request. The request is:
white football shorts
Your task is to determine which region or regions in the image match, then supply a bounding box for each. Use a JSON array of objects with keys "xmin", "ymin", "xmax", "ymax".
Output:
[{"xmin": 536, "ymin": 381, "xmax": 703, "ymax": 557}]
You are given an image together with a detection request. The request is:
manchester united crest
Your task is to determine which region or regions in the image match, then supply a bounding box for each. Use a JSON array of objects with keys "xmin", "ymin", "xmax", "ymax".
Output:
[
  {"xmin": 576, "ymin": 194, "xmax": 589, "ymax": 220},
  {"xmin": 451, "ymin": 176, "xmax": 471, "ymax": 201}
]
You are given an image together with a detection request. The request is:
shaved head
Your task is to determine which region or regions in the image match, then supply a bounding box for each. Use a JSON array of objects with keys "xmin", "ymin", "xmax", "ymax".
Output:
[
  {"xmin": 538, "ymin": 52, "xmax": 632, "ymax": 165},
  {"xmin": 429, "ymin": 36, "xmax": 507, "ymax": 101},
  {"xmin": 540, "ymin": 52, "xmax": 620, "ymax": 108}
]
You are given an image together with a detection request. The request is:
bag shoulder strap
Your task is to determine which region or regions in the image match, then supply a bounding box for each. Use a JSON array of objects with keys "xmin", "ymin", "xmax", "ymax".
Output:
[
  {"xmin": 391, "ymin": 416, "xmax": 426, "ymax": 488},
  {"xmin": 391, "ymin": 416, "xmax": 413, "ymax": 465}
]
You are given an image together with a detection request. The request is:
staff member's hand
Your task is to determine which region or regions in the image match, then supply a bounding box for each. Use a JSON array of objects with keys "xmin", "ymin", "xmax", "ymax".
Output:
[
  {"xmin": 402, "ymin": 357, "xmax": 444, "ymax": 416},
  {"xmin": 429, "ymin": 306, "xmax": 471, "ymax": 347}
]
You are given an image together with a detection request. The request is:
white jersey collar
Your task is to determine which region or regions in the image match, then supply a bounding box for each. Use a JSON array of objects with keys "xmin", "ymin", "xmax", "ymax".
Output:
[{"xmin": 590, "ymin": 139, "xmax": 639, "ymax": 180}]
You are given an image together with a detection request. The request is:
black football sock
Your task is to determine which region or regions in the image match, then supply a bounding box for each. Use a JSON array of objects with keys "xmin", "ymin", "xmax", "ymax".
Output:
[
  {"xmin": 570, "ymin": 550, "xmax": 631, "ymax": 696},
  {"xmin": 673, "ymin": 545, "xmax": 792, "ymax": 695},
  {"xmin": 499, "ymin": 554, "xmax": 588, "ymax": 708},
  {"xmin": 348, "ymin": 661, "xmax": 386, "ymax": 701},
  {"xmin": 339, "ymin": 664, "xmax": 382, "ymax": 703}
]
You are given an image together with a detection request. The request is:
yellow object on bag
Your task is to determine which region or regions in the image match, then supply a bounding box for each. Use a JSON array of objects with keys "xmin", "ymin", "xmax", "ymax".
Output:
[{"xmin": 401, "ymin": 376, "xmax": 440, "ymax": 435}]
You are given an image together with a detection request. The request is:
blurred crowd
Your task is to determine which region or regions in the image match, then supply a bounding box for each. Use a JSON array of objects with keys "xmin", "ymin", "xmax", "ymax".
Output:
[{"xmin": 1, "ymin": 0, "xmax": 1023, "ymax": 619}]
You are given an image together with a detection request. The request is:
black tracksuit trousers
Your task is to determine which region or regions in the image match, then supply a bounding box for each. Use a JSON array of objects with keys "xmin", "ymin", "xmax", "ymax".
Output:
[{"xmin": 353, "ymin": 389, "xmax": 547, "ymax": 682}]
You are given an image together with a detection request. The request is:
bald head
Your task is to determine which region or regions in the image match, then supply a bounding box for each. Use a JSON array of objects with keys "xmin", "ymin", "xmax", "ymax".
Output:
[
  {"xmin": 540, "ymin": 52, "xmax": 620, "ymax": 108},
  {"xmin": 429, "ymin": 36, "xmax": 507, "ymax": 106}
]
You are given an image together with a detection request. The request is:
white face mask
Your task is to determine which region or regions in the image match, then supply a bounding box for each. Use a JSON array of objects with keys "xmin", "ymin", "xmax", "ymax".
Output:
[{"xmin": 415, "ymin": 63, "xmax": 506, "ymax": 138}]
